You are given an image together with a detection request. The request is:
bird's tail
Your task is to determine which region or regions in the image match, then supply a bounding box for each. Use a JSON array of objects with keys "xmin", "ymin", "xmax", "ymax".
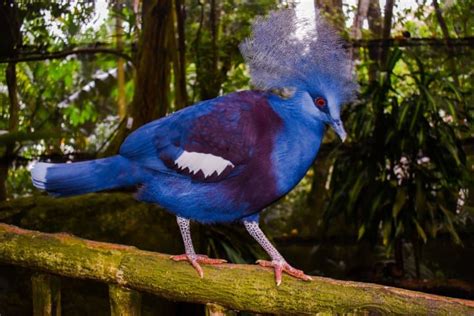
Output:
[{"xmin": 31, "ymin": 155, "xmax": 143, "ymax": 197}]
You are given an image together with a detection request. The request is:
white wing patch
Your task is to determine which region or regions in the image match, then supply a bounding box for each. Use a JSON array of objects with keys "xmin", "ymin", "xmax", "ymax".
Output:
[{"xmin": 174, "ymin": 151, "xmax": 234, "ymax": 178}]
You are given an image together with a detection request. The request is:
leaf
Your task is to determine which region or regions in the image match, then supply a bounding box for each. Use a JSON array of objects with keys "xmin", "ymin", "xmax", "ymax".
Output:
[
  {"xmin": 445, "ymin": 81, "xmax": 462, "ymax": 101},
  {"xmin": 392, "ymin": 188, "xmax": 406, "ymax": 219},
  {"xmin": 357, "ymin": 225, "xmax": 366, "ymax": 240},
  {"xmin": 409, "ymin": 100, "xmax": 422, "ymax": 132},
  {"xmin": 0, "ymin": 130, "xmax": 62, "ymax": 146},
  {"xmin": 395, "ymin": 221, "xmax": 404, "ymax": 237},
  {"xmin": 415, "ymin": 178, "xmax": 426, "ymax": 213},
  {"xmin": 387, "ymin": 48, "xmax": 402, "ymax": 73},
  {"xmin": 439, "ymin": 205, "xmax": 462, "ymax": 245},
  {"xmin": 348, "ymin": 174, "xmax": 365, "ymax": 210},
  {"xmin": 397, "ymin": 104, "xmax": 410, "ymax": 130},
  {"xmin": 220, "ymin": 240, "xmax": 246, "ymax": 264},
  {"xmin": 382, "ymin": 221, "xmax": 392, "ymax": 246},
  {"xmin": 420, "ymin": 85, "xmax": 437, "ymax": 111},
  {"xmin": 413, "ymin": 219, "xmax": 427, "ymax": 243}
]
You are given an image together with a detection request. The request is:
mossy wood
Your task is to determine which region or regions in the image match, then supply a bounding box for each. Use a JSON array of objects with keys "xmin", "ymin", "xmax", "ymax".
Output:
[
  {"xmin": 109, "ymin": 284, "xmax": 142, "ymax": 316},
  {"xmin": 0, "ymin": 224, "xmax": 473, "ymax": 315},
  {"xmin": 31, "ymin": 273, "xmax": 61, "ymax": 316}
]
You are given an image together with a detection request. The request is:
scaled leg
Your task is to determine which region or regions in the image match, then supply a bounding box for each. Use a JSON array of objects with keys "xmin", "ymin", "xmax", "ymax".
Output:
[
  {"xmin": 170, "ymin": 216, "xmax": 226, "ymax": 278},
  {"xmin": 243, "ymin": 220, "xmax": 312, "ymax": 286}
]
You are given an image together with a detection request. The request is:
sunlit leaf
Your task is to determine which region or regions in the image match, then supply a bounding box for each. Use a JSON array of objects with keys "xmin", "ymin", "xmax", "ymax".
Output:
[
  {"xmin": 413, "ymin": 219, "xmax": 427, "ymax": 243},
  {"xmin": 392, "ymin": 188, "xmax": 406, "ymax": 219}
]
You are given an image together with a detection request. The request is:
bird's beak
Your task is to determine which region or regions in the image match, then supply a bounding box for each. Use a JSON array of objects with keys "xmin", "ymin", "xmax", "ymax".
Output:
[{"xmin": 331, "ymin": 119, "xmax": 347, "ymax": 142}]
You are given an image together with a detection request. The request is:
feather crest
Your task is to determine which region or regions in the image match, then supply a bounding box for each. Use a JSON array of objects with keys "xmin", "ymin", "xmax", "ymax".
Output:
[{"xmin": 239, "ymin": 8, "xmax": 357, "ymax": 104}]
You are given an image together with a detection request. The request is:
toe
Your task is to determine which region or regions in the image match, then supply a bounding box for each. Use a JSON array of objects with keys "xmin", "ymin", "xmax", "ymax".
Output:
[
  {"xmin": 197, "ymin": 256, "xmax": 227, "ymax": 264},
  {"xmin": 283, "ymin": 263, "xmax": 312, "ymax": 281},
  {"xmin": 256, "ymin": 260, "xmax": 312, "ymax": 285},
  {"xmin": 170, "ymin": 254, "xmax": 188, "ymax": 261},
  {"xmin": 190, "ymin": 259, "xmax": 204, "ymax": 278},
  {"xmin": 275, "ymin": 264, "xmax": 283, "ymax": 286},
  {"xmin": 256, "ymin": 260, "xmax": 273, "ymax": 268},
  {"xmin": 170, "ymin": 254, "xmax": 226, "ymax": 278}
]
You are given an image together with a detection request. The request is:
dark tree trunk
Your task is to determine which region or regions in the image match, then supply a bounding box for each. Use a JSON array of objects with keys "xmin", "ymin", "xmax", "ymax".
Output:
[
  {"xmin": 0, "ymin": 63, "xmax": 20, "ymax": 201},
  {"xmin": 173, "ymin": 0, "xmax": 188, "ymax": 110},
  {"xmin": 351, "ymin": 0, "xmax": 383, "ymax": 82},
  {"xmin": 131, "ymin": 0, "xmax": 172, "ymax": 123},
  {"xmin": 315, "ymin": 0, "xmax": 344, "ymax": 30},
  {"xmin": 367, "ymin": 0, "xmax": 383, "ymax": 37},
  {"xmin": 432, "ymin": 0, "xmax": 460, "ymax": 87},
  {"xmin": 115, "ymin": 0, "xmax": 126, "ymax": 119},
  {"xmin": 104, "ymin": 0, "xmax": 174, "ymax": 155},
  {"xmin": 367, "ymin": 0, "xmax": 383, "ymax": 82},
  {"xmin": 394, "ymin": 238, "xmax": 405, "ymax": 276},
  {"xmin": 210, "ymin": 0, "xmax": 218, "ymax": 78},
  {"xmin": 196, "ymin": 0, "xmax": 221, "ymax": 100},
  {"xmin": 413, "ymin": 238, "xmax": 421, "ymax": 279},
  {"xmin": 351, "ymin": 0, "xmax": 370, "ymax": 40},
  {"xmin": 379, "ymin": 0, "xmax": 395, "ymax": 70},
  {"xmin": 0, "ymin": 1, "xmax": 21, "ymax": 201}
]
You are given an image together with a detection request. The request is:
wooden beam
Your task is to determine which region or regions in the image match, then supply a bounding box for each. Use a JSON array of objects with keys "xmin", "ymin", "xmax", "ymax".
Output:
[{"xmin": 1, "ymin": 223, "xmax": 473, "ymax": 315}]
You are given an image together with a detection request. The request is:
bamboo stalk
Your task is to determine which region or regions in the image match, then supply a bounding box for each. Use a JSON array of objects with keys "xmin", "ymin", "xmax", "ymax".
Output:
[{"xmin": 1, "ymin": 223, "xmax": 473, "ymax": 315}]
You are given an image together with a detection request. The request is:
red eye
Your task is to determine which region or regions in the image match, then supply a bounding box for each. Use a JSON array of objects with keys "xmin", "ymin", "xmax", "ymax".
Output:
[{"xmin": 315, "ymin": 97, "xmax": 326, "ymax": 108}]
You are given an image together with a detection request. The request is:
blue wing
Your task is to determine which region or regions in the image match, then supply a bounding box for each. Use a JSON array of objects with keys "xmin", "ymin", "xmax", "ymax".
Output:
[{"xmin": 119, "ymin": 91, "xmax": 270, "ymax": 182}]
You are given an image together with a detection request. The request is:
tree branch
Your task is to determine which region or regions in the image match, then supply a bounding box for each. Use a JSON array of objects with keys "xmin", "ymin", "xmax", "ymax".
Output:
[
  {"xmin": 350, "ymin": 36, "xmax": 474, "ymax": 48},
  {"xmin": 1, "ymin": 37, "xmax": 471, "ymax": 66},
  {"xmin": 0, "ymin": 47, "xmax": 134, "ymax": 65},
  {"xmin": 0, "ymin": 223, "xmax": 473, "ymax": 315}
]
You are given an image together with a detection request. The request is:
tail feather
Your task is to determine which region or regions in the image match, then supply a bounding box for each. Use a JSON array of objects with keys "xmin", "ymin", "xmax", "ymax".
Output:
[{"xmin": 31, "ymin": 155, "xmax": 143, "ymax": 196}]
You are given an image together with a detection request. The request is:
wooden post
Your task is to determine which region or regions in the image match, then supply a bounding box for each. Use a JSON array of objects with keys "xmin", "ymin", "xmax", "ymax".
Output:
[
  {"xmin": 31, "ymin": 273, "xmax": 61, "ymax": 316},
  {"xmin": 205, "ymin": 303, "xmax": 237, "ymax": 316},
  {"xmin": 109, "ymin": 284, "xmax": 142, "ymax": 316}
]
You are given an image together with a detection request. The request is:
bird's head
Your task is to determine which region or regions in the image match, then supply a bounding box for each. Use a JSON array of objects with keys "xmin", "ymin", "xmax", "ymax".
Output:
[
  {"xmin": 240, "ymin": 8, "xmax": 357, "ymax": 142},
  {"xmin": 309, "ymin": 93, "xmax": 347, "ymax": 142},
  {"xmin": 304, "ymin": 75, "xmax": 350, "ymax": 142}
]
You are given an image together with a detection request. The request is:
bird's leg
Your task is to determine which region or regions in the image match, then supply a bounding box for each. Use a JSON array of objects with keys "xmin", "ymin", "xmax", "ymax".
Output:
[
  {"xmin": 243, "ymin": 220, "xmax": 312, "ymax": 286},
  {"xmin": 170, "ymin": 216, "xmax": 226, "ymax": 278}
]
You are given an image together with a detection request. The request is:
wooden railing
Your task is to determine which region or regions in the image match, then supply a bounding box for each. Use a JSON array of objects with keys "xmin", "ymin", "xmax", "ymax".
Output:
[{"xmin": 0, "ymin": 223, "xmax": 473, "ymax": 315}]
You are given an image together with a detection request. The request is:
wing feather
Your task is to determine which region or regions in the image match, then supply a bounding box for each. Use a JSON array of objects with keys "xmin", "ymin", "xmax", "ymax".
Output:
[{"xmin": 119, "ymin": 91, "xmax": 270, "ymax": 183}]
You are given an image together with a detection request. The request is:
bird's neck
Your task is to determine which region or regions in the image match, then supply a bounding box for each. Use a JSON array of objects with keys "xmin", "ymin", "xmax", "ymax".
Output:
[{"xmin": 270, "ymin": 109, "xmax": 325, "ymax": 196}]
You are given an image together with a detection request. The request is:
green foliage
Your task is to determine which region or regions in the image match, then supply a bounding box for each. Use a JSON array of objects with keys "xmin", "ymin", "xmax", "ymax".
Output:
[
  {"xmin": 6, "ymin": 166, "xmax": 34, "ymax": 198},
  {"xmin": 186, "ymin": 0, "xmax": 276, "ymax": 102},
  {"xmin": 325, "ymin": 47, "xmax": 472, "ymax": 253}
]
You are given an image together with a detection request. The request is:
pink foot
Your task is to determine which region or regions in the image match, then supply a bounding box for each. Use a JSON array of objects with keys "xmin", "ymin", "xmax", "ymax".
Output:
[
  {"xmin": 170, "ymin": 254, "xmax": 227, "ymax": 278},
  {"xmin": 257, "ymin": 260, "xmax": 312, "ymax": 286}
]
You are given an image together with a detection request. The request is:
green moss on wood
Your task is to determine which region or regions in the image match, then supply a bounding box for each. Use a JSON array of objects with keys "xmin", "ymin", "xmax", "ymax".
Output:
[
  {"xmin": 205, "ymin": 303, "xmax": 237, "ymax": 316},
  {"xmin": 1, "ymin": 223, "xmax": 473, "ymax": 315},
  {"xmin": 31, "ymin": 273, "xmax": 61, "ymax": 316},
  {"xmin": 0, "ymin": 193, "xmax": 182, "ymax": 254},
  {"xmin": 109, "ymin": 284, "xmax": 141, "ymax": 316}
]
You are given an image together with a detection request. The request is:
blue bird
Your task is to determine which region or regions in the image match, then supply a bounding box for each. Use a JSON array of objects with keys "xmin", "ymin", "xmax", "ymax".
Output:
[{"xmin": 31, "ymin": 9, "xmax": 356, "ymax": 285}]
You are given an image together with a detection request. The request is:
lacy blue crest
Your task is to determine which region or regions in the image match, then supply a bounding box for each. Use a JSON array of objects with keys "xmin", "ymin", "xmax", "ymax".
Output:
[{"xmin": 239, "ymin": 8, "xmax": 357, "ymax": 104}]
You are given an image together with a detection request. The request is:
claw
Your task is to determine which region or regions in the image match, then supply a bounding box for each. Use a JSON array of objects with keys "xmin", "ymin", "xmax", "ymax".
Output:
[
  {"xmin": 256, "ymin": 260, "xmax": 312, "ymax": 286},
  {"xmin": 170, "ymin": 254, "xmax": 227, "ymax": 278}
]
